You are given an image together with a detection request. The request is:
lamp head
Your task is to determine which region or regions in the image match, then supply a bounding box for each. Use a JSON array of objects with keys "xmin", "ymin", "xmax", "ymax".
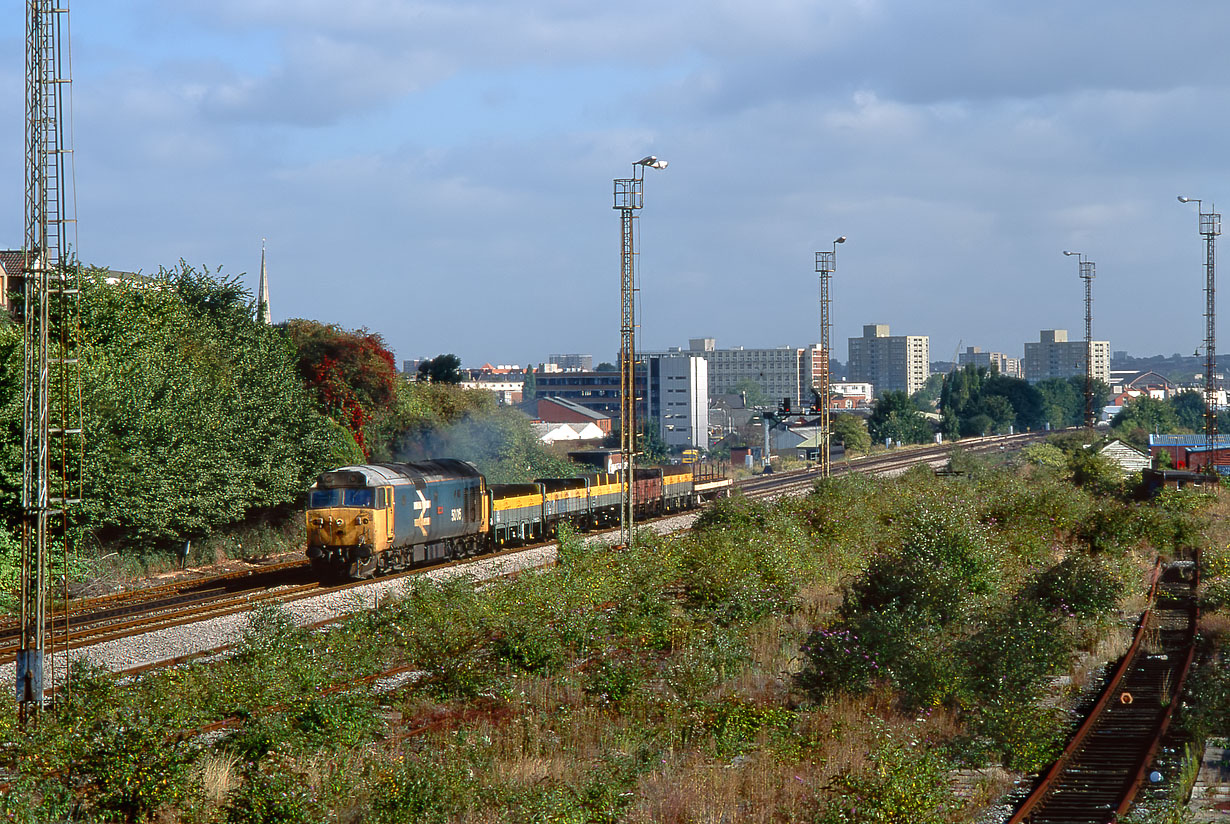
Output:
[
  {"xmin": 1063, "ymin": 250, "xmax": 1077, "ymax": 257},
  {"xmin": 1179, "ymin": 195, "xmax": 1193, "ymax": 203},
  {"xmin": 636, "ymin": 155, "xmax": 668, "ymax": 169},
  {"xmin": 834, "ymin": 236, "xmax": 847, "ymax": 244}
]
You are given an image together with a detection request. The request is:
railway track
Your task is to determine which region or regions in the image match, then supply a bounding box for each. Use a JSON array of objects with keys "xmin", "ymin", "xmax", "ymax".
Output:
[
  {"xmin": 1006, "ymin": 558, "xmax": 1200, "ymax": 823},
  {"xmin": 0, "ymin": 431, "xmax": 1043, "ymax": 675}
]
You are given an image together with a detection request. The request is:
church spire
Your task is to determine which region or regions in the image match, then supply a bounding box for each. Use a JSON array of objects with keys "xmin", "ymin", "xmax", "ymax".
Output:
[{"xmin": 257, "ymin": 238, "xmax": 271, "ymax": 324}]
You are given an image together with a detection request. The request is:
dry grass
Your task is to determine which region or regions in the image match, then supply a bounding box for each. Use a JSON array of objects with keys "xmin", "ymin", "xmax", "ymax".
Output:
[
  {"xmin": 194, "ymin": 751, "xmax": 239, "ymax": 805},
  {"xmin": 1068, "ymin": 622, "xmax": 1134, "ymax": 692},
  {"xmin": 1199, "ymin": 610, "xmax": 1230, "ymax": 642},
  {"xmin": 626, "ymin": 753, "xmax": 816, "ymax": 824}
]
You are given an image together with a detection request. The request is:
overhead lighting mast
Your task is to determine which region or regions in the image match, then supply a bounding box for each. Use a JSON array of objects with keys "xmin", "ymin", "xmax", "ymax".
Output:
[
  {"xmin": 1180, "ymin": 195, "xmax": 1221, "ymax": 466},
  {"xmin": 613, "ymin": 155, "xmax": 666, "ymax": 548},
  {"xmin": 19, "ymin": 0, "xmax": 84, "ymax": 718},
  {"xmin": 1063, "ymin": 250, "xmax": 1097, "ymax": 429},
  {"xmin": 815, "ymin": 236, "xmax": 845, "ymax": 477}
]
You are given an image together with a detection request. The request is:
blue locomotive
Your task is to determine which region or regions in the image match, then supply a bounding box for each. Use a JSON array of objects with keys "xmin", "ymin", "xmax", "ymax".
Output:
[{"xmin": 305, "ymin": 460, "xmax": 731, "ymax": 579}]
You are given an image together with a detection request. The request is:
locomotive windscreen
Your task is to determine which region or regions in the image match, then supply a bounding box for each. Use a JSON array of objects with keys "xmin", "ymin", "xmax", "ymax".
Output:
[{"xmin": 317, "ymin": 470, "xmax": 367, "ymax": 488}]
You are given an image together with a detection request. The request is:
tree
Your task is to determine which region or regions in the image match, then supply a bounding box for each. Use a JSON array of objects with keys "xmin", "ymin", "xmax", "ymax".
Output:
[
  {"xmin": 1112, "ymin": 395, "xmax": 1178, "ymax": 435},
  {"xmin": 638, "ymin": 424, "xmax": 671, "ymax": 465},
  {"xmin": 868, "ymin": 391, "xmax": 933, "ymax": 445},
  {"xmin": 941, "ymin": 365, "xmax": 1044, "ymax": 437},
  {"xmin": 1035, "ymin": 378, "xmax": 1081, "ymax": 429},
  {"xmin": 284, "ymin": 320, "xmax": 400, "ymax": 456},
  {"xmin": 1170, "ymin": 390, "xmax": 1205, "ymax": 432},
  {"xmin": 416, "ymin": 353, "xmax": 464, "ymax": 385},
  {"xmin": 1111, "ymin": 395, "xmax": 1179, "ymax": 451},
  {"xmin": 522, "ymin": 366, "xmax": 538, "ymax": 402},
  {"xmin": 1036, "ymin": 376, "xmax": 1110, "ymax": 429},
  {"xmin": 911, "ymin": 373, "xmax": 945, "ymax": 409},
  {"xmin": 730, "ymin": 378, "xmax": 769, "ymax": 408},
  {"xmin": 832, "ymin": 413, "xmax": 871, "ymax": 455},
  {"xmin": 595, "ymin": 362, "xmax": 616, "ymax": 372},
  {"xmin": 63, "ymin": 264, "xmax": 356, "ymax": 550}
]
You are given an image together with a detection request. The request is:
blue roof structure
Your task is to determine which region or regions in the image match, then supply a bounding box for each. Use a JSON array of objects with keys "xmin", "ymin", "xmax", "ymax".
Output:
[{"xmin": 1149, "ymin": 433, "xmax": 1230, "ymax": 448}]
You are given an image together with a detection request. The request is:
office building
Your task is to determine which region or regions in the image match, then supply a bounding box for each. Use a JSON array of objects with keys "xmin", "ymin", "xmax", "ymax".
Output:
[{"xmin": 643, "ymin": 338, "xmax": 826, "ymax": 409}]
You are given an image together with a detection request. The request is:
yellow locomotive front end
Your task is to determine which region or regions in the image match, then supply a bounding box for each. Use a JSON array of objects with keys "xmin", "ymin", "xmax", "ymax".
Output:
[{"xmin": 305, "ymin": 468, "xmax": 395, "ymax": 577}]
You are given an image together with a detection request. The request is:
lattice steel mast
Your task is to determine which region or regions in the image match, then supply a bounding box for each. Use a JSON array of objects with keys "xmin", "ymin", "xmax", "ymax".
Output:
[
  {"xmin": 1180, "ymin": 196, "xmax": 1220, "ymax": 464},
  {"xmin": 1063, "ymin": 251, "xmax": 1097, "ymax": 429},
  {"xmin": 19, "ymin": 0, "xmax": 83, "ymax": 717},
  {"xmin": 815, "ymin": 236, "xmax": 844, "ymax": 478},
  {"xmin": 613, "ymin": 156, "xmax": 665, "ymax": 548}
]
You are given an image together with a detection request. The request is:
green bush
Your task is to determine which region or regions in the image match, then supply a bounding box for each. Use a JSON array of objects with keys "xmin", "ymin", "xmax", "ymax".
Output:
[
  {"xmin": 963, "ymin": 696, "xmax": 1065, "ymax": 772},
  {"xmin": 226, "ymin": 763, "xmax": 319, "ymax": 824},
  {"xmin": 795, "ymin": 625, "xmax": 880, "ymax": 701},
  {"xmin": 1026, "ymin": 553, "xmax": 1123, "ymax": 617},
  {"xmin": 367, "ymin": 755, "xmax": 471, "ymax": 824},
  {"xmin": 701, "ymin": 698, "xmax": 796, "ymax": 756},
  {"xmin": 963, "ymin": 601, "xmax": 1071, "ymax": 698},
  {"xmin": 812, "ymin": 734, "xmax": 955, "ymax": 824},
  {"xmin": 582, "ymin": 656, "xmax": 645, "ymax": 706},
  {"xmin": 292, "ymin": 691, "xmax": 381, "ymax": 750}
]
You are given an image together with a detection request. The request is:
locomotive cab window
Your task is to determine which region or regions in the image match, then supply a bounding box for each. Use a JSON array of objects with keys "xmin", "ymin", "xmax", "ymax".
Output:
[
  {"xmin": 374, "ymin": 488, "xmax": 388, "ymax": 509},
  {"xmin": 309, "ymin": 488, "xmax": 342, "ymax": 508},
  {"xmin": 342, "ymin": 488, "xmax": 374, "ymax": 508}
]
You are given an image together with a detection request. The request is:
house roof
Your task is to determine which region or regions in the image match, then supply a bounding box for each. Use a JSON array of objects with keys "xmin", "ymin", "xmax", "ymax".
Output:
[
  {"xmin": 1149, "ymin": 433, "xmax": 1230, "ymax": 447},
  {"xmin": 539, "ymin": 396, "xmax": 610, "ymax": 422},
  {"xmin": 0, "ymin": 250, "xmax": 24, "ymax": 277},
  {"xmin": 1098, "ymin": 439, "xmax": 1148, "ymax": 458}
]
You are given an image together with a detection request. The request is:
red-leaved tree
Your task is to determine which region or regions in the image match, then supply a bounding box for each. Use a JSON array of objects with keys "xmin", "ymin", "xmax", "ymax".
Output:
[{"xmin": 283, "ymin": 320, "xmax": 398, "ymax": 456}]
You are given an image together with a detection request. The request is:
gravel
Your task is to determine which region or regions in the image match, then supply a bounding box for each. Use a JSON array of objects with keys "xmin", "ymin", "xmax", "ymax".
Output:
[{"xmin": 4, "ymin": 512, "xmax": 702, "ymax": 693}]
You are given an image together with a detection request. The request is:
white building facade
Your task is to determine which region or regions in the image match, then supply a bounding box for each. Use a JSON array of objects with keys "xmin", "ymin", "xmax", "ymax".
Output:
[{"xmin": 644, "ymin": 352, "xmax": 710, "ymax": 450}]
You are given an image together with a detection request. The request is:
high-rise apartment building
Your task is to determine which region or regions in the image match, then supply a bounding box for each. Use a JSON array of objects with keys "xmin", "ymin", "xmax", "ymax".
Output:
[
  {"xmin": 1023, "ymin": 329, "xmax": 1110, "ymax": 384},
  {"xmin": 957, "ymin": 346, "xmax": 1023, "ymax": 378},
  {"xmin": 846, "ymin": 324, "xmax": 930, "ymax": 396}
]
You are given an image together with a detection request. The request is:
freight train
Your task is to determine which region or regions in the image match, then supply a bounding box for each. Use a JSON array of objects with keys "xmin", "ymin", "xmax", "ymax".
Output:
[{"xmin": 304, "ymin": 459, "xmax": 732, "ymax": 579}]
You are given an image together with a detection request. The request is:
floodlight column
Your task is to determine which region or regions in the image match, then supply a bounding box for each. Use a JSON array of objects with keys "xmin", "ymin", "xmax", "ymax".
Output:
[
  {"xmin": 1202, "ymin": 207, "xmax": 1221, "ymax": 460},
  {"xmin": 613, "ymin": 161, "xmax": 657, "ymax": 548},
  {"xmin": 815, "ymin": 245, "xmax": 838, "ymax": 477},
  {"xmin": 1080, "ymin": 258, "xmax": 1096, "ymax": 429}
]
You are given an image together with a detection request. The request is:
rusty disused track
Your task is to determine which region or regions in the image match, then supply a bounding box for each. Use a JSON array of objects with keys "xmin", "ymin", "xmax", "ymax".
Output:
[{"xmin": 1007, "ymin": 557, "xmax": 1200, "ymax": 824}]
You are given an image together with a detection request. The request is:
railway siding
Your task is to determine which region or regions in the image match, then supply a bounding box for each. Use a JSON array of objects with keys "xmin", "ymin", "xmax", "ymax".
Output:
[{"xmin": 1006, "ymin": 559, "xmax": 1199, "ymax": 823}]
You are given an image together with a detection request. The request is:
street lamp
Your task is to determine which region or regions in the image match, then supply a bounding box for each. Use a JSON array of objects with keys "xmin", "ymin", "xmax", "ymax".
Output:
[
  {"xmin": 1179, "ymin": 195, "xmax": 1222, "ymax": 465},
  {"xmin": 1063, "ymin": 250, "xmax": 1097, "ymax": 428},
  {"xmin": 614, "ymin": 155, "xmax": 667, "ymax": 548},
  {"xmin": 815, "ymin": 236, "xmax": 845, "ymax": 478}
]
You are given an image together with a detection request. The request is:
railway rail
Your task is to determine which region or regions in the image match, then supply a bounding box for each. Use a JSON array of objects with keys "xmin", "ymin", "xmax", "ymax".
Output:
[
  {"xmin": 0, "ymin": 431, "xmax": 1043, "ymax": 674},
  {"xmin": 1006, "ymin": 557, "xmax": 1200, "ymax": 823}
]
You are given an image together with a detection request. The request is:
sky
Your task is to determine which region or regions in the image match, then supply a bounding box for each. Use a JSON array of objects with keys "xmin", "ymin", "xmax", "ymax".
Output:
[{"xmin": 3, "ymin": 1, "xmax": 1230, "ymax": 370}]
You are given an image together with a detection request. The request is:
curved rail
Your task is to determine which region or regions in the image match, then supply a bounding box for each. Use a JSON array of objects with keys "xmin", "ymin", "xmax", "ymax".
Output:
[{"xmin": 1006, "ymin": 556, "xmax": 1199, "ymax": 823}]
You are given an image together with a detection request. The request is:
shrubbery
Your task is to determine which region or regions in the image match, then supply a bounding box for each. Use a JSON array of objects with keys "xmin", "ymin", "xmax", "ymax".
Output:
[{"xmin": 0, "ymin": 442, "xmax": 1213, "ymax": 821}]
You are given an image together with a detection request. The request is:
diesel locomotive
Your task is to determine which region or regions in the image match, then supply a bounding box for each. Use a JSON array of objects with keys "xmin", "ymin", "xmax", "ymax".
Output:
[{"xmin": 305, "ymin": 459, "xmax": 731, "ymax": 578}]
